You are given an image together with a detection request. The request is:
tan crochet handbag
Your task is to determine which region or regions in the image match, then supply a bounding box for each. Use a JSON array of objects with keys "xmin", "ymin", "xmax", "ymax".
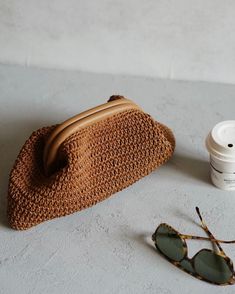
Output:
[{"xmin": 8, "ymin": 95, "xmax": 175, "ymax": 230}]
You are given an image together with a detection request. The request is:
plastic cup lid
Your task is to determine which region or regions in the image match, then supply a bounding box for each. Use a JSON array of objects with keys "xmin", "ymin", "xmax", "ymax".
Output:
[{"xmin": 206, "ymin": 120, "xmax": 235, "ymax": 161}]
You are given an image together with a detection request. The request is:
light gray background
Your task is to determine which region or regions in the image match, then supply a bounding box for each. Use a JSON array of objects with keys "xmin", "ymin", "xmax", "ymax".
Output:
[
  {"xmin": 0, "ymin": 64, "xmax": 235, "ymax": 294},
  {"xmin": 1, "ymin": 0, "xmax": 235, "ymax": 84}
]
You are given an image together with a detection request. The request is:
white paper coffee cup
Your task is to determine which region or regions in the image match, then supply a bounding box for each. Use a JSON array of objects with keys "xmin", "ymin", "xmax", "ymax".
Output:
[{"xmin": 206, "ymin": 121, "xmax": 235, "ymax": 190}]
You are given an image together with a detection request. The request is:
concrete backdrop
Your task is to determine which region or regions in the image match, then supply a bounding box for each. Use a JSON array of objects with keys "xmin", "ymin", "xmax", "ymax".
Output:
[
  {"xmin": 1, "ymin": 0, "xmax": 235, "ymax": 84},
  {"xmin": 1, "ymin": 64, "xmax": 235, "ymax": 294}
]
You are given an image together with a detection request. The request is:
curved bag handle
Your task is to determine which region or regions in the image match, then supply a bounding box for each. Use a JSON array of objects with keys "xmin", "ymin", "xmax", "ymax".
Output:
[{"xmin": 43, "ymin": 96, "xmax": 141, "ymax": 175}]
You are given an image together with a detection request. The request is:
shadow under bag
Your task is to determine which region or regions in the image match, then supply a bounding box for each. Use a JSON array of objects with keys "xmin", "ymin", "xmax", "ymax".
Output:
[{"xmin": 8, "ymin": 96, "xmax": 175, "ymax": 230}]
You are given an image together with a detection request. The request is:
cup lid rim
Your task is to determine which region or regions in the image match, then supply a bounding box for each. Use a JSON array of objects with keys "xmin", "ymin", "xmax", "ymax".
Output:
[{"xmin": 206, "ymin": 120, "xmax": 235, "ymax": 160}]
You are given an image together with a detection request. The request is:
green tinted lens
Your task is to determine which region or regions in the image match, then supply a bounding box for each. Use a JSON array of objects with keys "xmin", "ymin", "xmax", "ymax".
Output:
[
  {"xmin": 179, "ymin": 259, "xmax": 195, "ymax": 274},
  {"xmin": 194, "ymin": 250, "xmax": 233, "ymax": 284},
  {"xmin": 154, "ymin": 225, "xmax": 185, "ymax": 261}
]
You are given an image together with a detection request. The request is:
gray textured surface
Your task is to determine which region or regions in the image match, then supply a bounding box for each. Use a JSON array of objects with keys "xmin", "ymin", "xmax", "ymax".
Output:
[
  {"xmin": 1, "ymin": 1, "xmax": 235, "ymax": 84},
  {"xmin": 0, "ymin": 64, "xmax": 235, "ymax": 294}
]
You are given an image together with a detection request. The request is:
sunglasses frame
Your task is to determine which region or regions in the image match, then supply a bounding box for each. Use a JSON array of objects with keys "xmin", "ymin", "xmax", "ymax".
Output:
[{"xmin": 152, "ymin": 208, "xmax": 235, "ymax": 286}]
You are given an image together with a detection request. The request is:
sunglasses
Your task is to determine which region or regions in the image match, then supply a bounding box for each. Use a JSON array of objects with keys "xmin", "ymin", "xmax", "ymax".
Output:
[{"xmin": 152, "ymin": 207, "xmax": 235, "ymax": 285}]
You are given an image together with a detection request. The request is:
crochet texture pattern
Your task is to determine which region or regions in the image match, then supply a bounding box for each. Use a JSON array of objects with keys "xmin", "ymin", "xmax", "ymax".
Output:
[{"xmin": 8, "ymin": 108, "xmax": 175, "ymax": 230}]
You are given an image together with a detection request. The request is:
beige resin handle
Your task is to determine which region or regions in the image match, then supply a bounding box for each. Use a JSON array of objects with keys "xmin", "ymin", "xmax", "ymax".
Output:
[{"xmin": 43, "ymin": 96, "xmax": 141, "ymax": 175}]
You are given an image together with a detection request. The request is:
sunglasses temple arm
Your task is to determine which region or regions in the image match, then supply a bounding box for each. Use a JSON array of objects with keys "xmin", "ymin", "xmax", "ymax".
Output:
[
  {"xmin": 195, "ymin": 207, "xmax": 226, "ymax": 255},
  {"xmin": 180, "ymin": 234, "xmax": 235, "ymax": 244}
]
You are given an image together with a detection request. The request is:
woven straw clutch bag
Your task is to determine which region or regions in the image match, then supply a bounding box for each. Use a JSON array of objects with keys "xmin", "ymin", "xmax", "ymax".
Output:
[{"xmin": 8, "ymin": 95, "xmax": 175, "ymax": 230}]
